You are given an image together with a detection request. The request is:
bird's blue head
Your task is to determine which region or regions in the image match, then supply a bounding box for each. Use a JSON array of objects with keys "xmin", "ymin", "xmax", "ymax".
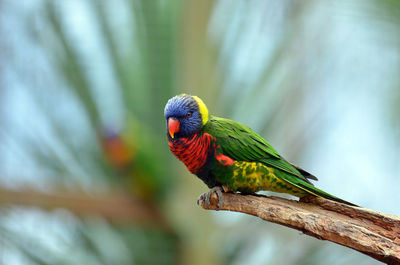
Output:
[{"xmin": 164, "ymin": 94, "xmax": 209, "ymax": 139}]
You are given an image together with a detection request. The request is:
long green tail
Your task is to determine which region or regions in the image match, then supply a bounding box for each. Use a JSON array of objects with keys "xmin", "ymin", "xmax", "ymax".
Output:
[
  {"xmin": 276, "ymin": 170, "xmax": 358, "ymax": 207},
  {"xmin": 301, "ymin": 183, "xmax": 357, "ymax": 206}
]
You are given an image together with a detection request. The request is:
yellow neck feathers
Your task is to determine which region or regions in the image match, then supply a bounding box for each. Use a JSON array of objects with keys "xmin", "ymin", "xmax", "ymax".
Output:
[{"xmin": 192, "ymin": 96, "xmax": 209, "ymax": 125}]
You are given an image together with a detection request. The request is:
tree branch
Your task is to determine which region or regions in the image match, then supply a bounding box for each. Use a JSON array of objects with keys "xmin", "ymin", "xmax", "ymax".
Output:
[
  {"xmin": 0, "ymin": 186, "xmax": 169, "ymax": 228},
  {"xmin": 198, "ymin": 192, "xmax": 400, "ymax": 265}
]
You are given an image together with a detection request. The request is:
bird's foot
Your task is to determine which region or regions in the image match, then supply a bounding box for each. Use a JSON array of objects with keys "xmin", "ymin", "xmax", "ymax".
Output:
[{"xmin": 197, "ymin": 186, "xmax": 225, "ymax": 210}]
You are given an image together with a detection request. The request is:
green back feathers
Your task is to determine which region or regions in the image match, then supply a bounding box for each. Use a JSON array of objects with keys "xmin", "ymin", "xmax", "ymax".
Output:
[
  {"xmin": 203, "ymin": 116, "xmax": 357, "ymax": 206},
  {"xmin": 203, "ymin": 116, "xmax": 313, "ymax": 184}
]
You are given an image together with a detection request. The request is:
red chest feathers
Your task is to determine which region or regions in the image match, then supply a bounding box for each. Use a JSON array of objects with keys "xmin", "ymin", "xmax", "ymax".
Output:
[{"xmin": 168, "ymin": 133, "xmax": 216, "ymax": 174}]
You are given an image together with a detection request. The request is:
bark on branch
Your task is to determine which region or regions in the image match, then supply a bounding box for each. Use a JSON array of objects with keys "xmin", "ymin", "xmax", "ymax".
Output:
[{"xmin": 198, "ymin": 192, "xmax": 400, "ymax": 265}]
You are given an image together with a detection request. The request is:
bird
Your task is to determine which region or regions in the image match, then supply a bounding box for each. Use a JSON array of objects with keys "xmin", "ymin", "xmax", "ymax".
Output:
[{"xmin": 164, "ymin": 94, "xmax": 356, "ymax": 207}]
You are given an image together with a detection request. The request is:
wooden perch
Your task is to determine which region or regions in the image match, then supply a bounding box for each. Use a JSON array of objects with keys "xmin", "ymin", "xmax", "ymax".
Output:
[{"xmin": 198, "ymin": 192, "xmax": 400, "ymax": 265}]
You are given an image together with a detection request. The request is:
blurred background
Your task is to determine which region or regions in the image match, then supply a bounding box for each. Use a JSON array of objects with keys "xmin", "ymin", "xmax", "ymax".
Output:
[{"xmin": 0, "ymin": 0, "xmax": 399, "ymax": 264}]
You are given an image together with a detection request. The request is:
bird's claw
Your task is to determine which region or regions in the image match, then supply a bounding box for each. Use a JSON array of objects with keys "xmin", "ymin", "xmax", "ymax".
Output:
[{"xmin": 197, "ymin": 186, "xmax": 224, "ymax": 210}]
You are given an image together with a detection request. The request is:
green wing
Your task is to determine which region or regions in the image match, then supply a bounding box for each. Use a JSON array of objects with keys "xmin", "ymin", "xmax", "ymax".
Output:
[
  {"xmin": 203, "ymin": 116, "xmax": 356, "ymax": 206},
  {"xmin": 204, "ymin": 116, "xmax": 314, "ymax": 184}
]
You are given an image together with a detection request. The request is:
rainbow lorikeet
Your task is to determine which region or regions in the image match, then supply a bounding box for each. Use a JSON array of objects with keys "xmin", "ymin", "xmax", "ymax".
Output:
[{"xmin": 164, "ymin": 94, "xmax": 355, "ymax": 207}]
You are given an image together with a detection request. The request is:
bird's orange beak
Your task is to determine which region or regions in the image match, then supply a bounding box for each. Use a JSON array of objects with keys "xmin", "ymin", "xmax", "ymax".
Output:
[{"xmin": 168, "ymin": 118, "xmax": 180, "ymax": 139}]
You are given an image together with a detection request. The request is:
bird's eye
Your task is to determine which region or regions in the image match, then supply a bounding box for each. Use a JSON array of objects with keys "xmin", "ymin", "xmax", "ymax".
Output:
[{"xmin": 186, "ymin": 112, "xmax": 192, "ymax": 118}]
